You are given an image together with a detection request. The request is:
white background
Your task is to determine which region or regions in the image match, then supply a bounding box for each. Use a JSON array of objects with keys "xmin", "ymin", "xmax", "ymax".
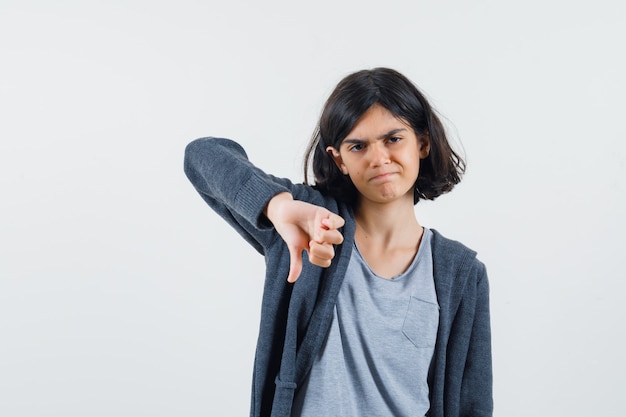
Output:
[{"xmin": 1, "ymin": 0, "xmax": 625, "ymax": 416}]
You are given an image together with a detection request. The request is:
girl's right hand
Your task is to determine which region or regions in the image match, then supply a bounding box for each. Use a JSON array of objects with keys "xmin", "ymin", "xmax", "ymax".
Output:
[{"xmin": 264, "ymin": 192, "xmax": 345, "ymax": 283}]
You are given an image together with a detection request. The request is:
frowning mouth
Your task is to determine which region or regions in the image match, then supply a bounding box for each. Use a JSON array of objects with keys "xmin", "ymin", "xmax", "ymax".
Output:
[{"xmin": 369, "ymin": 172, "xmax": 397, "ymax": 182}]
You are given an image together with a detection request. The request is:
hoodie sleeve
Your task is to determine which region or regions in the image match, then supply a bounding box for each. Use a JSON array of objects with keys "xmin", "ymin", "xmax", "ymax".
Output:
[
  {"xmin": 459, "ymin": 261, "xmax": 493, "ymax": 416},
  {"xmin": 183, "ymin": 137, "xmax": 293, "ymax": 254}
]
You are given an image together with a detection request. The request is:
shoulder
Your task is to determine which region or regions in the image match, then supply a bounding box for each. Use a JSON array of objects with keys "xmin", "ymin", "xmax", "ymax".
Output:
[
  {"xmin": 429, "ymin": 228, "xmax": 487, "ymax": 284},
  {"xmin": 430, "ymin": 229, "xmax": 476, "ymax": 260}
]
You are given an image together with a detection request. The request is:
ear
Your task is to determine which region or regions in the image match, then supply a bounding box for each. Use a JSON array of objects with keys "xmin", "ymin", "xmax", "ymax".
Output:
[
  {"xmin": 326, "ymin": 146, "xmax": 348, "ymax": 174},
  {"xmin": 419, "ymin": 133, "xmax": 431, "ymax": 159}
]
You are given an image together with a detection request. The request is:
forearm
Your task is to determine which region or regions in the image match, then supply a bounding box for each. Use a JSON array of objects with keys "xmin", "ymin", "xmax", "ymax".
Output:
[
  {"xmin": 184, "ymin": 137, "xmax": 295, "ymax": 252},
  {"xmin": 264, "ymin": 192, "xmax": 294, "ymax": 225},
  {"xmin": 184, "ymin": 137, "xmax": 290, "ymax": 228}
]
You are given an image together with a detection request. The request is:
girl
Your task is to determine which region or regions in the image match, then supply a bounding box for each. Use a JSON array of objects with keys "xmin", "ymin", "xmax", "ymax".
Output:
[{"xmin": 184, "ymin": 67, "xmax": 492, "ymax": 417}]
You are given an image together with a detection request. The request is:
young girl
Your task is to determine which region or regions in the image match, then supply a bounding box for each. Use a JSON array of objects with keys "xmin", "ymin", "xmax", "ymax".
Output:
[{"xmin": 184, "ymin": 67, "xmax": 492, "ymax": 417}]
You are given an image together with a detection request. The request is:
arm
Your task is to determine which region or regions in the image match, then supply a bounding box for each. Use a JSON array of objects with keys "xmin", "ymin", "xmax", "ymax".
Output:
[
  {"xmin": 460, "ymin": 263, "xmax": 493, "ymax": 416},
  {"xmin": 184, "ymin": 137, "xmax": 345, "ymax": 281},
  {"xmin": 184, "ymin": 137, "xmax": 292, "ymax": 252}
]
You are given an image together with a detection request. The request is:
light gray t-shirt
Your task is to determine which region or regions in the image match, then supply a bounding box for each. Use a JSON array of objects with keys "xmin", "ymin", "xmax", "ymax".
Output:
[{"xmin": 292, "ymin": 228, "xmax": 439, "ymax": 417}]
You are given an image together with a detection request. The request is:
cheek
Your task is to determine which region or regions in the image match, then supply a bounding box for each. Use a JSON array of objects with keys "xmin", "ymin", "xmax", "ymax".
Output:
[
  {"xmin": 345, "ymin": 167, "xmax": 365, "ymax": 185},
  {"xmin": 406, "ymin": 156, "xmax": 421, "ymax": 179},
  {"xmin": 339, "ymin": 156, "xmax": 359, "ymax": 175}
]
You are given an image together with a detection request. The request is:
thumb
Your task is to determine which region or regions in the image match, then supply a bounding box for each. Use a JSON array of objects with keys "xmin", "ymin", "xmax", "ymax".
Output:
[{"xmin": 286, "ymin": 246, "xmax": 304, "ymax": 283}]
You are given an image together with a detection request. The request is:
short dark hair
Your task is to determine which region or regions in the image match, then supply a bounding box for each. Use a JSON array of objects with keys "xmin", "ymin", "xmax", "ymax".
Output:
[{"xmin": 304, "ymin": 67, "xmax": 466, "ymax": 205}]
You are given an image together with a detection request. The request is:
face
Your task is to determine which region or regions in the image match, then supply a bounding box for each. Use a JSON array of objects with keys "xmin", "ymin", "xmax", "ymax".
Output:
[{"xmin": 327, "ymin": 104, "xmax": 430, "ymax": 206}]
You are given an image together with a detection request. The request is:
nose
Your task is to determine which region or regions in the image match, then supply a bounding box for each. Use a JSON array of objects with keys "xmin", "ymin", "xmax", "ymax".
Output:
[{"xmin": 368, "ymin": 142, "xmax": 390, "ymax": 167}]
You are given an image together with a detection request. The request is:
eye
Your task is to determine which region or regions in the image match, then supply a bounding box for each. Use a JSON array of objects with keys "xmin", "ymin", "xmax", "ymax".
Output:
[
  {"xmin": 387, "ymin": 136, "xmax": 402, "ymax": 144},
  {"xmin": 349, "ymin": 143, "xmax": 365, "ymax": 152}
]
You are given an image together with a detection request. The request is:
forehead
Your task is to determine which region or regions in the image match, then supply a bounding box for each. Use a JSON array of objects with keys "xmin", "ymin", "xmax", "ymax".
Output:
[{"xmin": 343, "ymin": 104, "xmax": 412, "ymax": 141}]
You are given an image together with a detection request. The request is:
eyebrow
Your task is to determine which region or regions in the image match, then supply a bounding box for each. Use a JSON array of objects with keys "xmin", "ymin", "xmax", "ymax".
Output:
[{"xmin": 342, "ymin": 128, "xmax": 408, "ymax": 145}]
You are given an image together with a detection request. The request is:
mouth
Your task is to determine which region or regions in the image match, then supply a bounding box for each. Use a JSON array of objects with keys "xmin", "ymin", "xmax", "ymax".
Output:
[{"xmin": 369, "ymin": 172, "xmax": 397, "ymax": 182}]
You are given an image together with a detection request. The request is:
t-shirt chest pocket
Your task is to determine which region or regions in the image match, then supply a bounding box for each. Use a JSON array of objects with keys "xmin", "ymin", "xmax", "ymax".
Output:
[{"xmin": 402, "ymin": 296, "xmax": 439, "ymax": 349}]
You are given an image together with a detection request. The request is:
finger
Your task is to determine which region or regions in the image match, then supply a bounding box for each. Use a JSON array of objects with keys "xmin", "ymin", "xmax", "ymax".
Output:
[
  {"xmin": 314, "ymin": 215, "xmax": 344, "ymax": 244},
  {"xmin": 308, "ymin": 253, "xmax": 332, "ymax": 268},
  {"xmin": 321, "ymin": 213, "xmax": 345, "ymax": 230},
  {"xmin": 286, "ymin": 246, "xmax": 304, "ymax": 283},
  {"xmin": 308, "ymin": 241, "xmax": 335, "ymax": 268},
  {"xmin": 315, "ymin": 228, "xmax": 344, "ymax": 246}
]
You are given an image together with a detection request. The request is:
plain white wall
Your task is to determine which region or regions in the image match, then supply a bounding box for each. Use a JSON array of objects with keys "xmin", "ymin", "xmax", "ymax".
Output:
[{"xmin": 1, "ymin": 0, "xmax": 624, "ymax": 415}]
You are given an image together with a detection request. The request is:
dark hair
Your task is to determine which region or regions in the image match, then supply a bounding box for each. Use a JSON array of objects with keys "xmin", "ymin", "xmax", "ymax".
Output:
[{"xmin": 304, "ymin": 67, "xmax": 465, "ymax": 205}]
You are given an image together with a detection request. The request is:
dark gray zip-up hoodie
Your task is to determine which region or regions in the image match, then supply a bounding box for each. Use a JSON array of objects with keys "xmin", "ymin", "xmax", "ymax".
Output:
[{"xmin": 184, "ymin": 137, "xmax": 493, "ymax": 417}]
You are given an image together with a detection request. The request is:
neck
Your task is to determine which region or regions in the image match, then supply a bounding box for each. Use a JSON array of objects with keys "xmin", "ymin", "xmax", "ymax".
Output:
[{"xmin": 354, "ymin": 195, "xmax": 421, "ymax": 245}]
